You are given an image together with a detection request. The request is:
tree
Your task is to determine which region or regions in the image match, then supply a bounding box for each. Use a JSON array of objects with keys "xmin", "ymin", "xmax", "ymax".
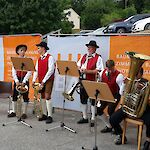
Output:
[
  {"xmin": 133, "ymin": 0, "xmax": 144, "ymax": 13},
  {"xmin": 81, "ymin": 0, "xmax": 116, "ymax": 29},
  {"xmin": 71, "ymin": 0, "xmax": 87, "ymax": 16},
  {"xmin": 0, "ymin": 0, "xmax": 73, "ymax": 35}
]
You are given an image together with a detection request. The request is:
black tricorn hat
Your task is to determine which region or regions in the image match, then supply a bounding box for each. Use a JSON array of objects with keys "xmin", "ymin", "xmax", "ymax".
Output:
[
  {"xmin": 36, "ymin": 41, "xmax": 49, "ymax": 50},
  {"xmin": 16, "ymin": 44, "xmax": 27, "ymax": 55},
  {"xmin": 86, "ymin": 40, "xmax": 99, "ymax": 48}
]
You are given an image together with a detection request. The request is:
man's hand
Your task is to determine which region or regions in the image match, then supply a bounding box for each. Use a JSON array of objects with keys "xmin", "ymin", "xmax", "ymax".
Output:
[
  {"xmin": 32, "ymin": 82, "xmax": 35, "ymax": 88},
  {"xmin": 40, "ymin": 82, "xmax": 44, "ymax": 90}
]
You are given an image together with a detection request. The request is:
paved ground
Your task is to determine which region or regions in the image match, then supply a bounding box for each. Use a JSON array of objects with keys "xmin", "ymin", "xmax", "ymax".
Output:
[{"xmin": 0, "ymin": 98, "xmax": 146, "ymax": 150}]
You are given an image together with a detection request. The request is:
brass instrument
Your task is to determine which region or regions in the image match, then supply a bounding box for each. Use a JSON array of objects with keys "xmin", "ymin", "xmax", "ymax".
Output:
[
  {"xmin": 63, "ymin": 81, "xmax": 80, "ymax": 101},
  {"xmin": 16, "ymin": 83, "xmax": 28, "ymax": 117},
  {"xmin": 122, "ymin": 51, "xmax": 150, "ymax": 118},
  {"xmin": 63, "ymin": 70, "xmax": 100, "ymax": 101},
  {"xmin": 33, "ymin": 83, "xmax": 43, "ymax": 118},
  {"xmin": 16, "ymin": 94, "xmax": 23, "ymax": 117},
  {"xmin": 16, "ymin": 83, "xmax": 28, "ymax": 94}
]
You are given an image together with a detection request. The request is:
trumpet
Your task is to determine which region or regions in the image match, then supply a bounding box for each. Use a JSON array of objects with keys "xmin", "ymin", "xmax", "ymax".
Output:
[{"xmin": 32, "ymin": 83, "xmax": 43, "ymax": 118}]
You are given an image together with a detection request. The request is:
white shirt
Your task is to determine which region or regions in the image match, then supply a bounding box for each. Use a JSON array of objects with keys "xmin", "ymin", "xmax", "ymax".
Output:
[
  {"xmin": 99, "ymin": 69, "xmax": 125, "ymax": 95},
  {"xmin": 12, "ymin": 57, "xmax": 32, "ymax": 83},
  {"xmin": 77, "ymin": 53, "xmax": 104, "ymax": 71},
  {"xmin": 32, "ymin": 52, "xmax": 55, "ymax": 83}
]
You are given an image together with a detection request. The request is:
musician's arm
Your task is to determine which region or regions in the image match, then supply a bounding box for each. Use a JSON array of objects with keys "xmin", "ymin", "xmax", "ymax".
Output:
[
  {"xmin": 23, "ymin": 71, "xmax": 32, "ymax": 83},
  {"xmin": 32, "ymin": 60, "xmax": 38, "ymax": 83},
  {"xmin": 12, "ymin": 66, "xmax": 19, "ymax": 83}
]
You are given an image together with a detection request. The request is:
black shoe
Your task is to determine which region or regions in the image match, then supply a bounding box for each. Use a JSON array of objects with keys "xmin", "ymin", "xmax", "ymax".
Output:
[
  {"xmin": 100, "ymin": 126, "xmax": 112, "ymax": 133},
  {"xmin": 77, "ymin": 118, "xmax": 88, "ymax": 124},
  {"xmin": 38, "ymin": 114, "xmax": 47, "ymax": 121},
  {"xmin": 114, "ymin": 135, "xmax": 127, "ymax": 145},
  {"xmin": 90, "ymin": 120, "xmax": 95, "ymax": 127},
  {"xmin": 143, "ymin": 141, "xmax": 150, "ymax": 150},
  {"xmin": 21, "ymin": 114, "xmax": 27, "ymax": 119},
  {"xmin": 46, "ymin": 116, "xmax": 53, "ymax": 124},
  {"xmin": 8, "ymin": 112, "xmax": 16, "ymax": 118}
]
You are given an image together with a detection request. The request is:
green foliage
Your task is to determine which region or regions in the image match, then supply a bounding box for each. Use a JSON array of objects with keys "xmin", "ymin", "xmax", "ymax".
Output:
[
  {"xmin": 71, "ymin": 0, "xmax": 87, "ymax": 16},
  {"xmin": 0, "ymin": 0, "xmax": 149, "ymax": 34},
  {"xmin": 0, "ymin": 0, "xmax": 73, "ymax": 35},
  {"xmin": 101, "ymin": 6, "xmax": 136, "ymax": 26},
  {"xmin": 81, "ymin": 0, "xmax": 116, "ymax": 29}
]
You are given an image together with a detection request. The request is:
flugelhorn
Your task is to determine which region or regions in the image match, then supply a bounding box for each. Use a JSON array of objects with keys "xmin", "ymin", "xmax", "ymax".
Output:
[
  {"xmin": 16, "ymin": 83, "xmax": 28, "ymax": 94},
  {"xmin": 63, "ymin": 82, "xmax": 80, "ymax": 101},
  {"xmin": 16, "ymin": 83, "xmax": 28, "ymax": 117},
  {"xmin": 32, "ymin": 83, "xmax": 43, "ymax": 118}
]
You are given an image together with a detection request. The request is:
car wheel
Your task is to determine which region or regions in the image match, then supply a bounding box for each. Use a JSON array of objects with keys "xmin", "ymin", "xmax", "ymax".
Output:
[
  {"xmin": 116, "ymin": 28, "xmax": 126, "ymax": 33},
  {"xmin": 144, "ymin": 23, "xmax": 150, "ymax": 30}
]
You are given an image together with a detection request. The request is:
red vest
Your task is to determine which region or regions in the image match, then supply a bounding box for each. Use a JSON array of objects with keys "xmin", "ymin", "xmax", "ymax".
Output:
[
  {"xmin": 17, "ymin": 71, "xmax": 27, "ymax": 78},
  {"xmin": 81, "ymin": 53, "xmax": 99, "ymax": 81},
  {"xmin": 102, "ymin": 69, "xmax": 120, "ymax": 95},
  {"xmin": 38, "ymin": 54, "xmax": 54, "ymax": 83}
]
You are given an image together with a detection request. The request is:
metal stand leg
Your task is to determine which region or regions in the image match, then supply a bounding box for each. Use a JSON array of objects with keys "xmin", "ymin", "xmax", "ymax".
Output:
[
  {"xmin": 45, "ymin": 67, "xmax": 76, "ymax": 134},
  {"xmin": 2, "ymin": 117, "xmax": 32, "ymax": 128}
]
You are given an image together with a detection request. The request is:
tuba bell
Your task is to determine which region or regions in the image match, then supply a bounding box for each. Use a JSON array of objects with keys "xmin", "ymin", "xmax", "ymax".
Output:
[{"xmin": 122, "ymin": 51, "xmax": 150, "ymax": 118}]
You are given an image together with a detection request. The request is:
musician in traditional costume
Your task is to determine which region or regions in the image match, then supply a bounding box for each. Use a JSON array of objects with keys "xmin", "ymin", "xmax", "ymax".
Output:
[
  {"xmin": 97, "ymin": 59, "xmax": 124, "ymax": 133},
  {"xmin": 77, "ymin": 40, "xmax": 104, "ymax": 127},
  {"xmin": 32, "ymin": 42, "xmax": 55, "ymax": 124},
  {"xmin": 8, "ymin": 44, "xmax": 32, "ymax": 119},
  {"xmin": 110, "ymin": 68, "xmax": 150, "ymax": 150}
]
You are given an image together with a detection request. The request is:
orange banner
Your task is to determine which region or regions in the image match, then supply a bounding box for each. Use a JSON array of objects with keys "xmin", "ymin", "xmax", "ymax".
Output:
[
  {"xmin": 110, "ymin": 36, "xmax": 150, "ymax": 80},
  {"xmin": 3, "ymin": 34, "xmax": 41, "ymax": 99}
]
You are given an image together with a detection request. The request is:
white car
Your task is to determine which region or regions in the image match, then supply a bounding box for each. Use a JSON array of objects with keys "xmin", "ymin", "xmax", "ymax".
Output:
[
  {"xmin": 132, "ymin": 17, "xmax": 150, "ymax": 32},
  {"xmin": 86, "ymin": 27, "xmax": 106, "ymax": 35}
]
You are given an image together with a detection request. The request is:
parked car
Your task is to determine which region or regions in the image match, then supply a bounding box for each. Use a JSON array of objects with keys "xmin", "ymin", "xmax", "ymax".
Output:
[
  {"xmin": 104, "ymin": 14, "xmax": 150, "ymax": 33},
  {"xmin": 86, "ymin": 27, "xmax": 106, "ymax": 35},
  {"xmin": 131, "ymin": 17, "xmax": 150, "ymax": 32}
]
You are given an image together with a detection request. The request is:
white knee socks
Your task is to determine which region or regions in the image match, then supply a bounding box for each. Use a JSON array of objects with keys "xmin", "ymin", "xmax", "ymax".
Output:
[
  {"xmin": 81, "ymin": 104, "xmax": 88, "ymax": 119},
  {"xmin": 12, "ymin": 101, "xmax": 17, "ymax": 113},
  {"xmin": 99, "ymin": 114, "xmax": 111, "ymax": 128},
  {"xmin": 91, "ymin": 105, "xmax": 95, "ymax": 120},
  {"xmin": 22, "ymin": 102, "xmax": 28, "ymax": 114},
  {"xmin": 46, "ymin": 100, "xmax": 52, "ymax": 117},
  {"xmin": 41, "ymin": 99, "xmax": 47, "ymax": 116}
]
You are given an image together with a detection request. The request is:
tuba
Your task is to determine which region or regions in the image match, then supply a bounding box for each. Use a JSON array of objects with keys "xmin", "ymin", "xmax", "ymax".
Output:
[
  {"xmin": 32, "ymin": 83, "xmax": 43, "ymax": 118},
  {"xmin": 122, "ymin": 51, "xmax": 150, "ymax": 118}
]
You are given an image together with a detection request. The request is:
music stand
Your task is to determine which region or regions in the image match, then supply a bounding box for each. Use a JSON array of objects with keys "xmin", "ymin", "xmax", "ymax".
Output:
[
  {"xmin": 81, "ymin": 80, "xmax": 115, "ymax": 150},
  {"xmin": 2, "ymin": 57, "xmax": 35, "ymax": 128},
  {"xmin": 46, "ymin": 60, "xmax": 79, "ymax": 133}
]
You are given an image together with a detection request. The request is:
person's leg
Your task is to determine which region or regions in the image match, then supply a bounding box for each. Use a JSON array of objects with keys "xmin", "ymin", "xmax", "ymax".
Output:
[
  {"xmin": 109, "ymin": 108, "xmax": 127, "ymax": 145},
  {"xmin": 45, "ymin": 79, "xmax": 54, "ymax": 124},
  {"xmin": 77, "ymin": 86, "xmax": 88, "ymax": 124},
  {"xmin": 38, "ymin": 87, "xmax": 47, "ymax": 121},
  {"xmin": 22, "ymin": 82, "xmax": 29, "ymax": 119},
  {"xmin": 8, "ymin": 82, "xmax": 17, "ymax": 117},
  {"xmin": 90, "ymin": 99, "xmax": 96, "ymax": 127},
  {"xmin": 97, "ymin": 101, "xmax": 111, "ymax": 132}
]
